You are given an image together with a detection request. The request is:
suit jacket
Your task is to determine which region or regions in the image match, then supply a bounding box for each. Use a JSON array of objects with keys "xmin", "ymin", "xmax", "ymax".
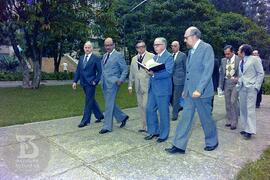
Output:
[
  {"xmin": 101, "ymin": 50, "xmax": 128, "ymax": 89},
  {"xmin": 73, "ymin": 54, "xmax": 102, "ymax": 87},
  {"xmin": 172, "ymin": 52, "xmax": 187, "ymax": 86},
  {"xmin": 183, "ymin": 41, "xmax": 214, "ymax": 98},
  {"xmin": 218, "ymin": 55, "xmax": 240, "ymax": 91},
  {"xmin": 128, "ymin": 51, "xmax": 154, "ymax": 94},
  {"xmin": 237, "ymin": 55, "xmax": 264, "ymax": 91},
  {"xmin": 149, "ymin": 50, "xmax": 174, "ymax": 96}
]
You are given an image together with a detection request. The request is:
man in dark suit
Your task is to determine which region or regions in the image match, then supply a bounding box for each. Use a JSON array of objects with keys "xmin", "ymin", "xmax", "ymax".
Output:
[
  {"xmin": 171, "ymin": 41, "xmax": 186, "ymax": 121},
  {"xmin": 72, "ymin": 41, "xmax": 104, "ymax": 128},
  {"xmin": 166, "ymin": 26, "xmax": 218, "ymax": 154}
]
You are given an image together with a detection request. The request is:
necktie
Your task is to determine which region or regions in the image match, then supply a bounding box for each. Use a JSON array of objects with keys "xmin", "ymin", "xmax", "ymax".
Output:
[
  {"xmin": 173, "ymin": 53, "xmax": 176, "ymax": 61},
  {"xmin": 83, "ymin": 55, "xmax": 88, "ymax": 68},
  {"xmin": 104, "ymin": 53, "xmax": 110, "ymax": 65},
  {"xmin": 137, "ymin": 54, "xmax": 144, "ymax": 70},
  {"xmin": 240, "ymin": 59, "xmax": 244, "ymax": 73}
]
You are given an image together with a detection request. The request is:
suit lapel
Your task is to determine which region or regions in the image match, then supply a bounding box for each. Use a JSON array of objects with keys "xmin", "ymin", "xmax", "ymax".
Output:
[
  {"xmin": 187, "ymin": 41, "xmax": 203, "ymax": 69},
  {"xmin": 84, "ymin": 54, "xmax": 93, "ymax": 69},
  {"xmin": 243, "ymin": 56, "xmax": 252, "ymax": 74}
]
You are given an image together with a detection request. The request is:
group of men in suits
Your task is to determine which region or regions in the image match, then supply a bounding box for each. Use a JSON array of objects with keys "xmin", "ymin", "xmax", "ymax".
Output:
[
  {"xmin": 73, "ymin": 38, "xmax": 129, "ymax": 134},
  {"xmin": 72, "ymin": 25, "xmax": 264, "ymax": 155},
  {"xmin": 218, "ymin": 44, "xmax": 264, "ymax": 140}
]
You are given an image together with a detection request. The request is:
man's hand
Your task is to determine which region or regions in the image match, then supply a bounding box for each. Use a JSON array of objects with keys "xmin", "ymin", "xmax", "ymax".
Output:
[
  {"xmin": 145, "ymin": 70, "xmax": 154, "ymax": 76},
  {"xmin": 192, "ymin": 90, "xmax": 201, "ymax": 98},
  {"xmin": 116, "ymin": 80, "xmax": 123, "ymax": 86},
  {"xmin": 72, "ymin": 82, "xmax": 77, "ymax": 90},
  {"xmin": 128, "ymin": 88, "xmax": 132, "ymax": 95},
  {"xmin": 92, "ymin": 81, "xmax": 96, "ymax": 86}
]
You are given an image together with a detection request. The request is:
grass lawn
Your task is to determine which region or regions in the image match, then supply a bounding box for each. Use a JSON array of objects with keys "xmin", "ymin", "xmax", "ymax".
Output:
[
  {"xmin": 0, "ymin": 83, "xmax": 137, "ymax": 127},
  {"xmin": 237, "ymin": 146, "xmax": 270, "ymax": 180}
]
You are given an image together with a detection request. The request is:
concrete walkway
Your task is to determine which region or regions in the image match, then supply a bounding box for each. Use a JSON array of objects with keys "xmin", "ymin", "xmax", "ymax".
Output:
[
  {"xmin": 0, "ymin": 80, "xmax": 73, "ymax": 88},
  {"xmin": 0, "ymin": 96, "xmax": 269, "ymax": 180}
]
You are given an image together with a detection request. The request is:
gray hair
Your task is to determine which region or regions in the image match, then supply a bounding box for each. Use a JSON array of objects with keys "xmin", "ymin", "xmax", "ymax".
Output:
[
  {"xmin": 188, "ymin": 26, "xmax": 201, "ymax": 39},
  {"xmin": 155, "ymin": 37, "xmax": 167, "ymax": 47},
  {"xmin": 84, "ymin": 41, "xmax": 93, "ymax": 47}
]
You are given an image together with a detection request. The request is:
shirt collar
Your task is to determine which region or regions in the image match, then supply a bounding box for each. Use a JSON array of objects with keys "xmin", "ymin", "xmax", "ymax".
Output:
[
  {"xmin": 193, "ymin": 39, "xmax": 201, "ymax": 50},
  {"xmin": 158, "ymin": 49, "xmax": 166, "ymax": 57},
  {"xmin": 138, "ymin": 51, "xmax": 146, "ymax": 58},
  {"xmin": 228, "ymin": 54, "xmax": 235, "ymax": 63},
  {"xmin": 85, "ymin": 53, "xmax": 92, "ymax": 59}
]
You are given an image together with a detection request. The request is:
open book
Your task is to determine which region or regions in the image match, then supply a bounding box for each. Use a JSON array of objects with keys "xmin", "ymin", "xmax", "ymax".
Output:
[{"xmin": 136, "ymin": 58, "xmax": 165, "ymax": 72}]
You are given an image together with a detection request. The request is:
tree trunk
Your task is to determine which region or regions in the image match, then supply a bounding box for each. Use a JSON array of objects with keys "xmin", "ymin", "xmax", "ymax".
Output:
[
  {"xmin": 54, "ymin": 42, "xmax": 62, "ymax": 72},
  {"xmin": 8, "ymin": 31, "xmax": 31, "ymax": 88},
  {"xmin": 32, "ymin": 60, "xmax": 41, "ymax": 89},
  {"xmin": 54, "ymin": 54, "xmax": 59, "ymax": 72}
]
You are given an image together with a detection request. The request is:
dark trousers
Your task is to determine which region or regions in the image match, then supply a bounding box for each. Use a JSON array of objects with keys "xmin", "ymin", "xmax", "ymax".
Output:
[
  {"xmin": 81, "ymin": 85, "xmax": 103, "ymax": 124},
  {"xmin": 256, "ymin": 87, "xmax": 262, "ymax": 107}
]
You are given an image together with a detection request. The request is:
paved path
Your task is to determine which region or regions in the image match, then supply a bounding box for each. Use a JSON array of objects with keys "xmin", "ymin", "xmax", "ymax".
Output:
[
  {"xmin": 0, "ymin": 96, "xmax": 269, "ymax": 180},
  {"xmin": 0, "ymin": 80, "xmax": 73, "ymax": 88}
]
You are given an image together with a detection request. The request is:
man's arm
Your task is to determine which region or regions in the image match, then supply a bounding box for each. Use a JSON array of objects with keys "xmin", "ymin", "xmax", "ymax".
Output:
[
  {"xmin": 118, "ymin": 54, "xmax": 128, "ymax": 83},
  {"xmin": 73, "ymin": 58, "xmax": 81, "ymax": 83},
  {"xmin": 128, "ymin": 58, "xmax": 135, "ymax": 89},
  {"xmin": 218, "ymin": 59, "xmax": 224, "ymax": 90},
  {"xmin": 93, "ymin": 56, "xmax": 102, "ymax": 85},
  {"xmin": 254, "ymin": 57, "xmax": 265, "ymax": 91},
  {"xmin": 196, "ymin": 45, "xmax": 214, "ymax": 94}
]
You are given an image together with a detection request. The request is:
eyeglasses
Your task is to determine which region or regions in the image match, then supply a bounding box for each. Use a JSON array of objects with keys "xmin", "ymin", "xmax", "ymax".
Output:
[
  {"xmin": 171, "ymin": 45, "xmax": 177, "ymax": 47},
  {"xmin": 153, "ymin": 44, "xmax": 164, "ymax": 47},
  {"xmin": 184, "ymin": 34, "xmax": 194, "ymax": 40},
  {"xmin": 104, "ymin": 44, "xmax": 113, "ymax": 47},
  {"xmin": 136, "ymin": 45, "xmax": 145, "ymax": 49}
]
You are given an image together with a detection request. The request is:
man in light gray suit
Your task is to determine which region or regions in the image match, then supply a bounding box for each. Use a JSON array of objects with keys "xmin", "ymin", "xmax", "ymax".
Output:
[
  {"xmin": 166, "ymin": 27, "xmax": 218, "ymax": 154},
  {"xmin": 171, "ymin": 41, "xmax": 187, "ymax": 121},
  {"xmin": 237, "ymin": 44, "xmax": 264, "ymax": 139},
  {"xmin": 218, "ymin": 45, "xmax": 240, "ymax": 130},
  {"xmin": 128, "ymin": 40, "xmax": 154, "ymax": 132},
  {"xmin": 99, "ymin": 38, "xmax": 129, "ymax": 134}
]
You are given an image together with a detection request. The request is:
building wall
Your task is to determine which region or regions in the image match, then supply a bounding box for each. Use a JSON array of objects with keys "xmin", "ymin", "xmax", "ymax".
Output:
[{"xmin": 41, "ymin": 56, "xmax": 77, "ymax": 73}]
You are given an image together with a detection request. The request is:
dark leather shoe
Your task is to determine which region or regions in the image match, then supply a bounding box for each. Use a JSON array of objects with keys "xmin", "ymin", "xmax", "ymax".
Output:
[
  {"xmin": 179, "ymin": 107, "xmax": 183, "ymax": 112},
  {"xmin": 95, "ymin": 116, "xmax": 104, "ymax": 123},
  {"xmin": 138, "ymin": 129, "xmax": 147, "ymax": 133},
  {"xmin": 225, "ymin": 124, "xmax": 231, "ymax": 127},
  {"xmin": 204, "ymin": 142, "xmax": 219, "ymax": 151},
  {"xmin": 171, "ymin": 118, "xmax": 177, "ymax": 121},
  {"xmin": 78, "ymin": 123, "xmax": 86, "ymax": 128},
  {"xmin": 78, "ymin": 122, "xmax": 89, "ymax": 128},
  {"xmin": 99, "ymin": 129, "xmax": 110, "ymax": 134},
  {"xmin": 120, "ymin": 116, "xmax": 129, "ymax": 128},
  {"xmin": 230, "ymin": 126, "xmax": 236, "ymax": 130},
  {"xmin": 144, "ymin": 134, "xmax": 159, "ymax": 140},
  {"xmin": 165, "ymin": 146, "xmax": 185, "ymax": 154},
  {"xmin": 157, "ymin": 138, "xmax": 167, "ymax": 143},
  {"xmin": 243, "ymin": 132, "xmax": 252, "ymax": 140},
  {"xmin": 240, "ymin": 131, "xmax": 246, "ymax": 135}
]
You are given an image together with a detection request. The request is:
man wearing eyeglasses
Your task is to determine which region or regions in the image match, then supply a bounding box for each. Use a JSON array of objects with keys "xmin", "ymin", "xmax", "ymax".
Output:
[
  {"xmin": 166, "ymin": 27, "xmax": 218, "ymax": 154},
  {"xmin": 171, "ymin": 41, "xmax": 187, "ymax": 121},
  {"xmin": 99, "ymin": 37, "xmax": 129, "ymax": 134},
  {"xmin": 128, "ymin": 40, "xmax": 154, "ymax": 133},
  {"xmin": 144, "ymin": 37, "xmax": 174, "ymax": 143}
]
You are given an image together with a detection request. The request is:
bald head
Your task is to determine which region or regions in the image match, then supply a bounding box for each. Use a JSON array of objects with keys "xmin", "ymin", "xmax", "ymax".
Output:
[
  {"xmin": 184, "ymin": 26, "xmax": 201, "ymax": 48},
  {"xmin": 171, "ymin": 41, "xmax": 180, "ymax": 53},
  {"xmin": 253, "ymin": 50, "xmax": 259, "ymax": 57},
  {"xmin": 104, "ymin": 37, "xmax": 115, "ymax": 53}
]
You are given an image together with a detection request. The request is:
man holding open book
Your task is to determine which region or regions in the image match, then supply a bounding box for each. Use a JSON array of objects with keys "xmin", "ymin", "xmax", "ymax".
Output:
[{"xmin": 144, "ymin": 37, "xmax": 174, "ymax": 143}]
